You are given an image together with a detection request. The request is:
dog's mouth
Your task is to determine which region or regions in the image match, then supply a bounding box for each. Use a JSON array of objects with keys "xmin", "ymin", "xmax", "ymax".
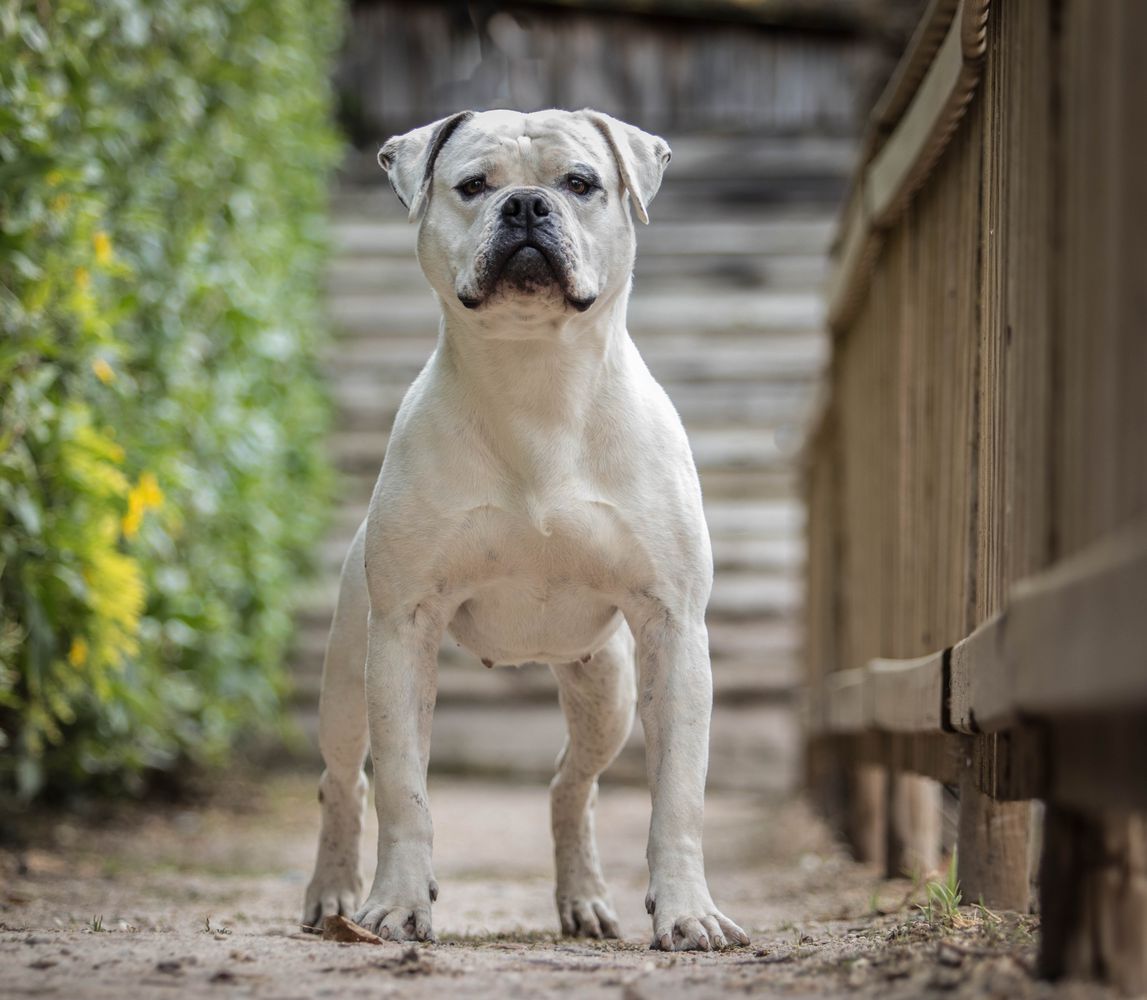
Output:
[
  {"xmin": 501, "ymin": 243, "xmax": 557, "ymax": 287},
  {"xmin": 459, "ymin": 235, "xmax": 596, "ymax": 313}
]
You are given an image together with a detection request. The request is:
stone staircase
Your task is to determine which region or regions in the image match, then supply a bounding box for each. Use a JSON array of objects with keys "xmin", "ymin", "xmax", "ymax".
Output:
[{"xmin": 290, "ymin": 134, "xmax": 851, "ymax": 793}]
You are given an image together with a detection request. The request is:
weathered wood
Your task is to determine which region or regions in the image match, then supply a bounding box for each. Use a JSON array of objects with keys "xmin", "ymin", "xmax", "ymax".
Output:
[
  {"xmin": 866, "ymin": 653, "xmax": 944, "ymax": 732},
  {"xmin": 808, "ymin": 0, "xmax": 1147, "ymax": 984},
  {"xmin": 1045, "ymin": 716, "xmax": 1147, "ymax": 817},
  {"xmin": 848, "ymin": 762, "xmax": 887, "ymax": 866},
  {"xmin": 1009, "ymin": 516, "xmax": 1147, "ymax": 717},
  {"xmin": 958, "ymin": 753, "xmax": 1032, "ymax": 911},
  {"xmin": 887, "ymin": 772, "xmax": 942, "ymax": 877},
  {"xmin": 948, "ymin": 614, "xmax": 1005, "ymax": 733},
  {"xmin": 825, "ymin": 668, "xmax": 868, "ymax": 733},
  {"xmin": 951, "ymin": 523, "xmax": 1147, "ymax": 730},
  {"xmin": 866, "ymin": 7, "xmax": 966, "ymax": 225},
  {"xmin": 339, "ymin": 2, "xmax": 869, "ymax": 140},
  {"xmin": 1039, "ymin": 807, "xmax": 1147, "ymax": 995}
]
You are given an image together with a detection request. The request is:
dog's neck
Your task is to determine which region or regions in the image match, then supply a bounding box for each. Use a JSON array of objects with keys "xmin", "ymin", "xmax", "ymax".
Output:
[
  {"xmin": 433, "ymin": 286, "xmax": 635, "ymax": 482},
  {"xmin": 437, "ymin": 285, "xmax": 632, "ymax": 426}
]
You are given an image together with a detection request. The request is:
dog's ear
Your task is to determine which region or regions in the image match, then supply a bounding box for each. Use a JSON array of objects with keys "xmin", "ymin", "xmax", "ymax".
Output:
[
  {"xmin": 582, "ymin": 111, "xmax": 672, "ymax": 225},
  {"xmin": 378, "ymin": 111, "xmax": 474, "ymax": 223}
]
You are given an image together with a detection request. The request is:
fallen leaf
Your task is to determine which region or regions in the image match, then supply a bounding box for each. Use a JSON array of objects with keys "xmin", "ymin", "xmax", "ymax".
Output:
[{"xmin": 321, "ymin": 914, "xmax": 384, "ymax": 945}]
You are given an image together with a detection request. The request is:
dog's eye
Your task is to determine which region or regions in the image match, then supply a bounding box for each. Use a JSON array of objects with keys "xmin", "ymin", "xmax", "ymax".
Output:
[
  {"xmin": 458, "ymin": 177, "xmax": 486, "ymax": 198},
  {"xmin": 566, "ymin": 176, "xmax": 591, "ymax": 196}
]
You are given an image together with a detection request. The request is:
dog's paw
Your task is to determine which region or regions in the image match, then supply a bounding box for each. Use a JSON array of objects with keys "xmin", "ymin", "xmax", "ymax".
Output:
[
  {"xmin": 646, "ymin": 886, "xmax": 749, "ymax": 951},
  {"xmin": 302, "ymin": 869, "xmax": 362, "ymax": 930},
  {"xmin": 557, "ymin": 892, "xmax": 621, "ymax": 939},
  {"xmin": 352, "ymin": 878, "xmax": 438, "ymax": 942}
]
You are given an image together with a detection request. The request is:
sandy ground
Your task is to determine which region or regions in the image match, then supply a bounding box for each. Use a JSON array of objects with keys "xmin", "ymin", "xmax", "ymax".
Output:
[{"xmin": 0, "ymin": 771, "xmax": 1115, "ymax": 999}]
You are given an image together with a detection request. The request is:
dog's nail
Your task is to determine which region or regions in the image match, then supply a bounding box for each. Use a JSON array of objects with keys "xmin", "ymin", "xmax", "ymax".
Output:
[
  {"xmin": 429, "ymin": 880, "xmax": 439, "ymax": 902},
  {"xmin": 580, "ymin": 653, "xmax": 591, "ymax": 663},
  {"xmin": 481, "ymin": 658, "xmax": 493, "ymax": 669}
]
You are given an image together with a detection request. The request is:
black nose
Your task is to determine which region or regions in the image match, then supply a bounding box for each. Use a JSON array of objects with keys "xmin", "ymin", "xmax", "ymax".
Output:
[{"xmin": 501, "ymin": 192, "xmax": 551, "ymax": 228}]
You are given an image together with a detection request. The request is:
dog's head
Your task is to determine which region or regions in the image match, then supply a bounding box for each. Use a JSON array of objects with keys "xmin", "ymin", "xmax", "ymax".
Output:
[{"xmin": 378, "ymin": 109, "xmax": 671, "ymax": 321}]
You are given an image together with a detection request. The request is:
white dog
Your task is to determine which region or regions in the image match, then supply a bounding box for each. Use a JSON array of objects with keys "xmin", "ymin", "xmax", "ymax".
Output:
[{"xmin": 303, "ymin": 109, "xmax": 748, "ymax": 952}]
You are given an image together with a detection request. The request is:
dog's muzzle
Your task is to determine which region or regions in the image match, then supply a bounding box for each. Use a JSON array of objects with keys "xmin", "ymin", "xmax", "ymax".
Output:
[{"xmin": 458, "ymin": 188, "xmax": 596, "ymax": 312}]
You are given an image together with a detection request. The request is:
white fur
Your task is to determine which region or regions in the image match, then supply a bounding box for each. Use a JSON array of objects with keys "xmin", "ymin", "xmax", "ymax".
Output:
[{"xmin": 303, "ymin": 109, "xmax": 748, "ymax": 951}]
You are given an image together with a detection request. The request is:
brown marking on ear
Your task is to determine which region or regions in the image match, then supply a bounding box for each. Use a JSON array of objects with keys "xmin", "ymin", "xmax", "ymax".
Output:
[
  {"xmin": 421, "ymin": 111, "xmax": 473, "ymax": 190},
  {"xmin": 408, "ymin": 110, "xmax": 474, "ymax": 221},
  {"xmin": 377, "ymin": 110, "xmax": 475, "ymax": 219}
]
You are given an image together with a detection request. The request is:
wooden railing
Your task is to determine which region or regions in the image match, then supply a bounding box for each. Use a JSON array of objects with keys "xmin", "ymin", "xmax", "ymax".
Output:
[{"xmin": 804, "ymin": 0, "xmax": 1147, "ymax": 992}]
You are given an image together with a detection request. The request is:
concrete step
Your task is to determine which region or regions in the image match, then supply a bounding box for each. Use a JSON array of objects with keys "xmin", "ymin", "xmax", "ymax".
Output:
[
  {"xmin": 326, "ymin": 288, "xmax": 825, "ymax": 337},
  {"xmin": 326, "ymin": 252, "xmax": 829, "ymax": 297},
  {"xmin": 290, "ymin": 699, "xmax": 800, "ymax": 794},
  {"xmin": 330, "ymin": 216, "xmax": 835, "ymax": 260},
  {"xmin": 322, "ymin": 332, "xmax": 827, "ymax": 385},
  {"xmin": 289, "ymin": 652, "xmax": 799, "ymax": 711},
  {"xmin": 326, "ymin": 424, "xmax": 802, "ymax": 480},
  {"xmin": 289, "ymin": 565, "xmax": 801, "ymax": 667},
  {"xmin": 316, "ymin": 496, "xmax": 801, "ymax": 554},
  {"xmin": 321, "ymin": 467, "xmax": 800, "ymax": 526},
  {"xmin": 289, "ymin": 612, "xmax": 801, "ymax": 684},
  {"xmin": 328, "ymin": 377, "xmax": 817, "ymax": 434}
]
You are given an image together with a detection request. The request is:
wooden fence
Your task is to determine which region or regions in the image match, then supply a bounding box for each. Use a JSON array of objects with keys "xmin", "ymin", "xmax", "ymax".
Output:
[
  {"xmin": 805, "ymin": 0, "xmax": 1146, "ymax": 991},
  {"xmin": 335, "ymin": 0, "xmax": 879, "ymax": 141}
]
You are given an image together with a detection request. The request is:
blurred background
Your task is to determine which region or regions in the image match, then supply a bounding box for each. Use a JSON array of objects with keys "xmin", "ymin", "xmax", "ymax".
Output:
[{"xmin": 0, "ymin": 0, "xmax": 921, "ymax": 805}]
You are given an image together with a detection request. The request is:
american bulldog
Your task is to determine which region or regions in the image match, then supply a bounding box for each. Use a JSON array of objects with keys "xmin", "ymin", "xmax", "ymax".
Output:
[{"xmin": 303, "ymin": 109, "xmax": 748, "ymax": 951}]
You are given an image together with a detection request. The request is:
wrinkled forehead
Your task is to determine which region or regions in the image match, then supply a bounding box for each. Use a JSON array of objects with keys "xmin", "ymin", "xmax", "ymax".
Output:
[{"xmin": 435, "ymin": 110, "xmax": 613, "ymax": 182}]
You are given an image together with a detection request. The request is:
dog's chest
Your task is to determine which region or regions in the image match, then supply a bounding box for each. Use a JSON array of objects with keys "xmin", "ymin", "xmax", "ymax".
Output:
[{"xmin": 440, "ymin": 494, "xmax": 641, "ymax": 665}]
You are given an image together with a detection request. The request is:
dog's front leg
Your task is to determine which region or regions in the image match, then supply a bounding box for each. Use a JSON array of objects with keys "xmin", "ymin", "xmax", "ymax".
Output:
[
  {"xmin": 631, "ymin": 605, "xmax": 750, "ymax": 951},
  {"xmin": 352, "ymin": 604, "xmax": 441, "ymax": 942}
]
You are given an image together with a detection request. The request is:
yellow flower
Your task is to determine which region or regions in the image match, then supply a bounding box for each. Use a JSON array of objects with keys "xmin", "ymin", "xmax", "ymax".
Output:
[
  {"xmin": 122, "ymin": 493, "xmax": 143, "ymax": 539},
  {"xmin": 67, "ymin": 637, "xmax": 89, "ymax": 668},
  {"xmin": 122, "ymin": 472, "xmax": 164, "ymax": 539},
  {"xmin": 137, "ymin": 471, "xmax": 164, "ymax": 509},
  {"xmin": 74, "ymin": 266, "xmax": 91, "ymax": 291},
  {"xmin": 46, "ymin": 169, "xmax": 64, "ymax": 187},
  {"xmin": 92, "ymin": 357, "xmax": 116, "ymax": 385},
  {"xmin": 50, "ymin": 193, "xmax": 71, "ymax": 214},
  {"xmin": 93, "ymin": 231, "xmax": 113, "ymax": 266}
]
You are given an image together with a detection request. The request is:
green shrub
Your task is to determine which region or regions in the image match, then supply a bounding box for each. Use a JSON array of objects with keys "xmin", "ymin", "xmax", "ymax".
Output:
[{"xmin": 0, "ymin": 0, "xmax": 342, "ymax": 799}]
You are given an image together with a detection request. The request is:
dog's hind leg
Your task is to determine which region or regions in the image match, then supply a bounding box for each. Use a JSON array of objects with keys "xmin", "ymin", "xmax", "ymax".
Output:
[
  {"xmin": 303, "ymin": 520, "xmax": 371, "ymax": 928},
  {"xmin": 550, "ymin": 625, "xmax": 637, "ymax": 939}
]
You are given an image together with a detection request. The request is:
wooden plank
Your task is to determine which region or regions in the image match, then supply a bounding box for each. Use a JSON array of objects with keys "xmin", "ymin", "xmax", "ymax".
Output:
[
  {"xmin": 1008, "ymin": 515, "xmax": 1147, "ymax": 716},
  {"xmin": 865, "ymin": 8, "xmax": 966, "ymax": 225},
  {"xmin": 866, "ymin": 652, "xmax": 945, "ymax": 732},
  {"xmin": 1046, "ymin": 715, "xmax": 1147, "ymax": 815},
  {"xmin": 825, "ymin": 667, "xmax": 869, "ymax": 733},
  {"xmin": 952, "ymin": 516, "xmax": 1147, "ymax": 727},
  {"xmin": 855, "ymin": 731, "xmax": 963, "ymax": 786},
  {"xmin": 948, "ymin": 612, "xmax": 1007, "ymax": 733},
  {"xmin": 824, "ymin": 183, "xmax": 877, "ymax": 330},
  {"xmin": 870, "ymin": 0, "xmax": 961, "ymax": 131}
]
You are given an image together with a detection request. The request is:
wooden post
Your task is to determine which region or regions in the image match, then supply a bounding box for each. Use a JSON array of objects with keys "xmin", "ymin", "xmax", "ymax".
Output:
[
  {"xmin": 887, "ymin": 772, "xmax": 941, "ymax": 877},
  {"xmin": 957, "ymin": 765, "xmax": 1031, "ymax": 911},
  {"xmin": 1038, "ymin": 808, "xmax": 1147, "ymax": 994},
  {"xmin": 848, "ymin": 763, "xmax": 887, "ymax": 866}
]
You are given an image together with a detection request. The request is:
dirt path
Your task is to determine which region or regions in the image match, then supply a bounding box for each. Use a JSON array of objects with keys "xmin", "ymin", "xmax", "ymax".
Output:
[{"xmin": 0, "ymin": 773, "xmax": 1107, "ymax": 998}]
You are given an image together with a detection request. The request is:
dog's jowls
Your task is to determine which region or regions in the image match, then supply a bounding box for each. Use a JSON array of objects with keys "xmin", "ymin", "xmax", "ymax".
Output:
[{"xmin": 302, "ymin": 109, "xmax": 748, "ymax": 952}]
